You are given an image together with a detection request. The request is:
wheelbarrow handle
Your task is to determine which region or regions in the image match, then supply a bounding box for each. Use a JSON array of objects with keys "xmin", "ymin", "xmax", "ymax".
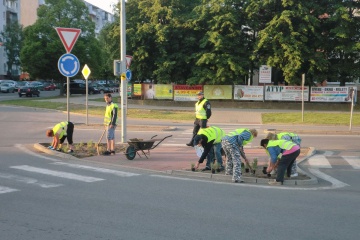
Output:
[
  {"xmin": 151, "ymin": 135, "xmax": 158, "ymax": 139},
  {"xmin": 150, "ymin": 135, "xmax": 173, "ymax": 149}
]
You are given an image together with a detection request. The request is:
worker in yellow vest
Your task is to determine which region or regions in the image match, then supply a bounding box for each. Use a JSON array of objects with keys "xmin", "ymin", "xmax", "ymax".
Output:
[
  {"xmin": 103, "ymin": 93, "xmax": 118, "ymax": 155},
  {"xmin": 193, "ymin": 126, "xmax": 225, "ymax": 171},
  {"xmin": 46, "ymin": 121, "xmax": 74, "ymax": 153},
  {"xmin": 186, "ymin": 91, "xmax": 211, "ymax": 146},
  {"xmin": 260, "ymin": 139, "xmax": 300, "ymax": 185}
]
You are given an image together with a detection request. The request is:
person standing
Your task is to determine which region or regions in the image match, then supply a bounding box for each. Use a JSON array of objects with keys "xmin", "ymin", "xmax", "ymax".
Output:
[
  {"xmin": 46, "ymin": 121, "xmax": 74, "ymax": 153},
  {"xmin": 260, "ymin": 139, "xmax": 301, "ymax": 185},
  {"xmin": 221, "ymin": 128, "xmax": 258, "ymax": 183},
  {"xmin": 103, "ymin": 93, "xmax": 118, "ymax": 155},
  {"xmin": 193, "ymin": 126, "xmax": 225, "ymax": 171},
  {"xmin": 186, "ymin": 91, "xmax": 211, "ymax": 146},
  {"xmin": 266, "ymin": 132, "xmax": 301, "ymax": 177}
]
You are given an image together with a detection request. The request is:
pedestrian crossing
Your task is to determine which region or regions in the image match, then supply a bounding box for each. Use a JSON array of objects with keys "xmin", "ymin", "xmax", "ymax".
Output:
[
  {"xmin": 0, "ymin": 162, "xmax": 141, "ymax": 195},
  {"xmin": 307, "ymin": 154, "xmax": 360, "ymax": 169}
]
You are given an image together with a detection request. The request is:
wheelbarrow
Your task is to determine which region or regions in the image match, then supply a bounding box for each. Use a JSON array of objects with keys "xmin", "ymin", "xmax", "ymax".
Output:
[{"xmin": 124, "ymin": 135, "xmax": 172, "ymax": 160}]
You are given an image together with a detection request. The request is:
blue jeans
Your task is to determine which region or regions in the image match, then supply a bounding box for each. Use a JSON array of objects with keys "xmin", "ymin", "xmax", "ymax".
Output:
[{"xmin": 206, "ymin": 143, "xmax": 224, "ymax": 167}]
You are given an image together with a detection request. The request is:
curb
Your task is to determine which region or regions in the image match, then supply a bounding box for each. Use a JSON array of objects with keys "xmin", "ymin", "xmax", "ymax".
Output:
[
  {"xmin": 264, "ymin": 129, "xmax": 360, "ymax": 135},
  {"xmin": 33, "ymin": 143, "xmax": 78, "ymax": 160}
]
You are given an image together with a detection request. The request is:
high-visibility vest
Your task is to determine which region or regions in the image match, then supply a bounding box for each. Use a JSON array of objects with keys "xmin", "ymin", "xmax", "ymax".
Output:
[
  {"xmin": 197, "ymin": 126, "xmax": 225, "ymax": 144},
  {"xmin": 267, "ymin": 140, "xmax": 296, "ymax": 150},
  {"xmin": 226, "ymin": 128, "xmax": 253, "ymax": 146},
  {"xmin": 277, "ymin": 132, "xmax": 301, "ymax": 145},
  {"xmin": 52, "ymin": 121, "xmax": 68, "ymax": 138},
  {"xmin": 104, "ymin": 102, "xmax": 119, "ymax": 125},
  {"xmin": 195, "ymin": 99, "xmax": 208, "ymax": 119}
]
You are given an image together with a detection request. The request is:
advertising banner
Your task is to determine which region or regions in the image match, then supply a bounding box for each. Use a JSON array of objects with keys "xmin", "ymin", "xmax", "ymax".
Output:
[
  {"xmin": 154, "ymin": 84, "xmax": 173, "ymax": 99},
  {"xmin": 203, "ymin": 85, "xmax": 232, "ymax": 100},
  {"xmin": 174, "ymin": 85, "xmax": 202, "ymax": 101},
  {"xmin": 142, "ymin": 84, "xmax": 155, "ymax": 99},
  {"xmin": 310, "ymin": 86, "xmax": 357, "ymax": 102},
  {"xmin": 234, "ymin": 85, "xmax": 264, "ymax": 101},
  {"xmin": 264, "ymin": 85, "xmax": 309, "ymax": 101},
  {"xmin": 133, "ymin": 84, "xmax": 141, "ymax": 97}
]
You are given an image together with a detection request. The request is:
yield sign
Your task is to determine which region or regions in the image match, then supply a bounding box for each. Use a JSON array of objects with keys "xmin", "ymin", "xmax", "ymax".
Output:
[
  {"xmin": 55, "ymin": 27, "xmax": 81, "ymax": 53},
  {"xmin": 125, "ymin": 55, "xmax": 133, "ymax": 69}
]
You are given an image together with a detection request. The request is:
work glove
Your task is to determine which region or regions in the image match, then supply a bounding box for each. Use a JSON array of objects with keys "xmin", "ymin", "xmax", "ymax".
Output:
[{"xmin": 48, "ymin": 146, "xmax": 54, "ymax": 150}]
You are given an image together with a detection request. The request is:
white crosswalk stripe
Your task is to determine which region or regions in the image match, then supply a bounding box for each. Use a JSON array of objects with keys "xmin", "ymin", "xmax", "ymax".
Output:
[
  {"xmin": 308, "ymin": 155, "xmax": 332, "ymax": 168},
  {"xmin": 10, "ymin": 165, "xmax": 104, "ymax": 183},
  {"xmin": 342, "ymin": 156, "xmax": 360, "ymax": 169},
  {"xmin": 0, "ymin": 172, "xmax": 63, "ymax": 188},
  {"xmin": 0, "ymin": 185, "xmax": 18, "ymax": 194},
  {"xmin": 51, "ymin": 162, "xmax": 140, "ymax": 177}
]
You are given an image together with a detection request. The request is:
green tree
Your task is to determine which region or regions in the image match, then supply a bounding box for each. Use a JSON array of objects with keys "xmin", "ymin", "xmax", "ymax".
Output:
[
  {"xmin": 20, "ymin": 0, "xmax": 102, "ymax": 93},
  {"xmin": 0, "ymin": 21, "xmax": 23, "ymax": 79}
]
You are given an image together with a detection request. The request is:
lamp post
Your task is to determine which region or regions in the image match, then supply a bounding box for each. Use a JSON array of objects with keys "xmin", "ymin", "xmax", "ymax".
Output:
[{"xmin": 120, "ymin": 0, "xmax": 127, "ymax": 143}]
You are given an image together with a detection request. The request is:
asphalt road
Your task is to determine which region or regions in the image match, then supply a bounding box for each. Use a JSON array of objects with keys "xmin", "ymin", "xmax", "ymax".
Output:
[{"xmin": 0, "ymin": 96, "xmax": 359, "ymax": 239}]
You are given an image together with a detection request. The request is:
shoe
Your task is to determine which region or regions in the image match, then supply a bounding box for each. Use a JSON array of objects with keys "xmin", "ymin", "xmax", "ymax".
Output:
[
  {"xmin": 186, "ymin": 143, "xmax": 193, "ymax": 147},
  {"xmin": 103, "ymin": 150, "xmax": 111, "ymax": 156},
  {"xmin": 55, "ymin": 149, "xmax": 62, "ymax": 152},
  {"xmin": 291, "ymin": 173, "xmax": 298, "ymax": 177},
  {"xmin": 110, "ymin": 150, "xmax": 115, "ymax": 155},
  {"xmin": 67, "ymin": 149, "xmax": 74, "ymax": 153},
  {"xmin": 268, "ymin": 180, "xmax": 283, "ymax": 186},
  {"xmin": 234, "ymin": 179, "xmax": 244, "ymax": 183},
  {"xmin": 201, "ymin": 166, "xmax": 211, "ymax": 171}
]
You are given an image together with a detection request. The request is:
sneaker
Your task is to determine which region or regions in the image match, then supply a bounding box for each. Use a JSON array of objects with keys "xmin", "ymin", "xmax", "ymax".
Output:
[
  {"xmin": 291, "ymin": 173, "xmax": 298, "ymax": 177},
  {"xmin": 110, "ymin": 150, "xmax": 115, "ymax": 155},
  {"xmin": 268, "ymin": 180, "xmax": 283, "ymax": 186},
  {"xmin": 103, "ymin": 150, "xmax": 111, "ymax": 156},
  {"xmin": 67, "ymin": 149, "xmax": 74, "ymax": 153},
  {"xmin": 55, "ymin": 149, "xmax": 62, "ymax": 152},
  {"xmin": 186, "ymin": 143, "xmax": 194, "ymax": 147},
  {"xmin": 201, "ymin": 166, "xmax": 211, "ymax": 171}
]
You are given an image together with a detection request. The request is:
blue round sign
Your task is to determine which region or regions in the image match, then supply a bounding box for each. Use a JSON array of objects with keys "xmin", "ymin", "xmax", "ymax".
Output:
[
  {"xmin": 126, "ymin": 69, "xmax": 132, "ymax": 81},
  {"xmin": 58, "ymin": 53, "xmax": 80, "ymax": 77}
]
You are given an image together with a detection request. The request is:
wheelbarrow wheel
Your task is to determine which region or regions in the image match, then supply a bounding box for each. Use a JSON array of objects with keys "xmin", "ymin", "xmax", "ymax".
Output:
[{"xmin": 125, "ymin": 145, "xmax": 136, "ymax": 160}]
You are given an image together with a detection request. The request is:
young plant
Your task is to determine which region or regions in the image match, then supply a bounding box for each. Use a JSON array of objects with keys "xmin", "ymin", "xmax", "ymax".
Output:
[
  {"xmin": 87, "ymin": 140, "xmax": 94, "ymax": 150},
  {"xmin": 252, "ymin": 158, "xmax": 258, "ymax": 170},
  {"xmin": 191, "ymin": 163, "xmax": 195, "ymax": 171}
]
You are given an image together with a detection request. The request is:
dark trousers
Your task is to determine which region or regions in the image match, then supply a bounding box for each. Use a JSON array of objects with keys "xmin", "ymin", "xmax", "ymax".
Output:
[
  {"xmin": 60, "ymin": 122, "xmax": 74, "ymax": 145},
  {"xmin": 276, "ymin": 149, "xmax": 300, "ymax": 183},
  {"xmin": 188, "ymin": 118, "xmax": 208, "ymax": 144}
]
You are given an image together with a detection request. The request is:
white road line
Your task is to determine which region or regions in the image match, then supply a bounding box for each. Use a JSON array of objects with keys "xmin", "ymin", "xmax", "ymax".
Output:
[
  {"xmin": 308, "ymin": 155, "xmax": 332, "ymax": 168},
  {"xmin": 10, "ymin": 165, "xmax": 104, "ymax": 183},
  {"xmin": 0, "ymin": 186, "xmax": 18, "ymax": 194},
  {"xmin": 309, "ymin": 168, "xmax": 349, "ymax": 188},
  {"xmin": 342, "ymin": 156, "xmax": 360, "ymax": 169},
  {"xmin": 323, "ymin": 151, "xmax": 334, "ymax": 156},
  {"xmin": 0, "ymin": 172, "xmax": 63, "ymax": 188},
  {"xmin": 51, "ymin": 162, "xmax": 140, "ymax": 177}
]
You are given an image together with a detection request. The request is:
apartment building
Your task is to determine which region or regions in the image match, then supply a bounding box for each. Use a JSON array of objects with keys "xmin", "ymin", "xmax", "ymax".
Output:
[{"xmin": 0, "ymin": 0, "xmax": 20, "ymax": 79}]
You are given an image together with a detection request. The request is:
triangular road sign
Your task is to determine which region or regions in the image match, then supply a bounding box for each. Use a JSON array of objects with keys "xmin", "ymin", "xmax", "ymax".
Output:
[{"xmin": 55, "ymin": 27, "xmax": 81, "ymax": 53}]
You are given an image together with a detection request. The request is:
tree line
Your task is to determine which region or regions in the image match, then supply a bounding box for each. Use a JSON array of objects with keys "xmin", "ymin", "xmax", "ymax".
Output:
[{"xmin": 1, "ymin": 0, "xmax": 360, "ymax": 86}]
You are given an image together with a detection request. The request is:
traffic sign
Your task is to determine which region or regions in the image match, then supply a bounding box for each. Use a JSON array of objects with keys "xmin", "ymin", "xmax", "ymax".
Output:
[
  {"xmin": 126, "ymin": 69, "xmax": 132, "ymax": 81},
  {"xmin": 82, "ymin": 64, "xmax": 91, "ymax": 80},
  {"xmin": 55, "ymin": 27, "xmax": 81, "ymax": 53},
  {"xmin": 125, "ymin": 55, "xmax": 132, "ymax": 69},
  {"xmin": 58, "ymin": 53, "xmax": 80, "ymax": 77}
]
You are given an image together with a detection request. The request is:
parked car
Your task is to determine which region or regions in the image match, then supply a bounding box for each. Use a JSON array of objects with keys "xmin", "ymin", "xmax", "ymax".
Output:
[
  {"xmin": 0, "ymin": 83, "xmax": 16, "ymax": 93},
  {"xmin": 63, "ymin": 82, "xmax": 100, "ymax": 95},
  {"xmin": 43, "ymin": 82, "xmax": 56, "ymax": 91},
  {"xmin": 29, "ymin": 81, "xmax": 44, "ymax": 91},
  {"xmin": 1, "ymin": 80, "xmax": 16, "ymax": 88},
  {"xmin": 18, "ymin": 86, "xmax": 40, "ymax": 97},
  {"xmin": 89, "ymin": 83, "xmax": 112, "ymax": 94},
  {"xmin": 15, "ymin": 81, "xmax": 30, "ymax": 91}
]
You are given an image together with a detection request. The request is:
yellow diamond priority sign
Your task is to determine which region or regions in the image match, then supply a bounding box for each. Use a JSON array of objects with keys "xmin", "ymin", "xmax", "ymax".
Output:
[{"xmin": 82, "ymin": 64, "xmax": 91, "ymax": 80}]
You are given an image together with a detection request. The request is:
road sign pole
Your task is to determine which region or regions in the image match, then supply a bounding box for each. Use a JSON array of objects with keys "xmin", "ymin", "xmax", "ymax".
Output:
[
  {"xmin": 120, "ymin": 0, "xmax": 127, "ymax": 143},
  {"xmin": 67, "ymin": 77, "xmax": 70, "ymax": 122}
]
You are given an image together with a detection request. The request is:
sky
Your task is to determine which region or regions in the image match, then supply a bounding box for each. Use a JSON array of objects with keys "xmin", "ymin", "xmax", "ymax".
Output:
[{"xmin": 84, "ymin": 0, "xmax": 118, "ymax": 13}]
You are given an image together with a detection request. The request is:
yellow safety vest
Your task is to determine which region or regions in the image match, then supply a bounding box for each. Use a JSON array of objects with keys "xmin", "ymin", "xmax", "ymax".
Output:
[
  {"xmin": 52, "ymin": 121, "xmax": 68, "ymax": 138},
  {"xmin": 267, "ymin": 140, "xmax": 296, "ymax": 150},
  {"xmin": 195, "ymin": 99, "xmax": 208, "ymax": 119},
  {"xmin": 104, "ymin": 102, "xmax": 119, "ymax": 125},
  {"xmin": 226, "ymin": 128, "xmax": 254, "ymax": 146},
  {"xmin": 197, "ymin": 126, "xmax": 225, "ymax": 144}
]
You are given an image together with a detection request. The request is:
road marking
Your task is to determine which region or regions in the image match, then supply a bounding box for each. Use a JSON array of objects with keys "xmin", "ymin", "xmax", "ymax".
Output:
[
  {"xmin": 0, "ymin": 186, "xmax": 18, "ymax": 194},
  {"xmin": 308, "ymin": 155, "xmax": 332, "ymax": 168},
  {"xmin": 309, "ymin": 168, "xmax": 349, "ymax": 188},
  {"xmin": 342, "ymin": 156, "xmax": 360, "ymax": 169},
  {"xmin": 51, "ymin": 162, "xmax": 140, "ymax": 177},
  {"xmin": 0, "ymin": 172, "xmax": 63, "ymax": 188},
  {"xmin": 15, "ymin": 144, "xmax": 59, "ymax": 162},
  {"xmin": 323, "ymin": 151, "xmax": 334, "ymax": 156},
  {"xmin": 10, "ymin": 165, "xmax": 104, "ymax": 183}
]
